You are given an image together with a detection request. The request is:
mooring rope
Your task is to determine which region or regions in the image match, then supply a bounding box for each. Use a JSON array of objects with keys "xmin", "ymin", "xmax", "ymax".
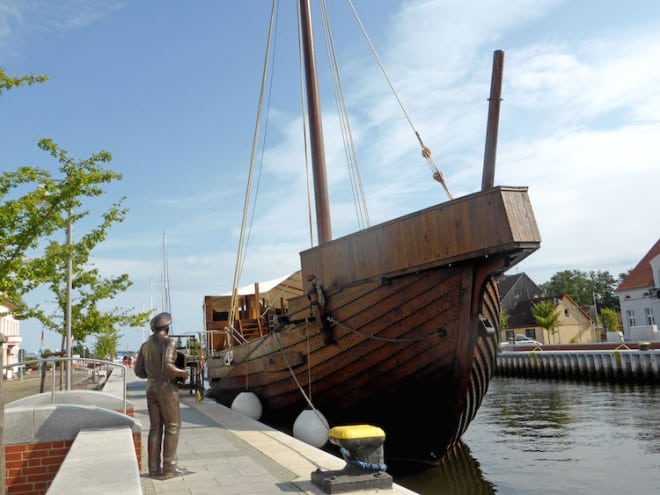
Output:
[
  {"xmin": 326, "ymin": 315, "xmax": 447, "ymax": 343},
  {"xmin": 340, "ymin": 447, "xmax": 387, "ymax": 472},
  {"xmin": 273, "ymin": 331, "xmax": 328, "ymax": 427}
]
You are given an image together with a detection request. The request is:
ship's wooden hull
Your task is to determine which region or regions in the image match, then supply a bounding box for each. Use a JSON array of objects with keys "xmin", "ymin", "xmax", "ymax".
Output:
[{"xmin": 206, "ymin": 186, "xmax": 539, "ymax": 462}]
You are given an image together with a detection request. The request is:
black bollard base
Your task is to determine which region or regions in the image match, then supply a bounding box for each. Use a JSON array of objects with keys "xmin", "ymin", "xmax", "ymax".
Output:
[{"xmin": 311, "ymin": 465, "xmax": 393, "ymax": 494}]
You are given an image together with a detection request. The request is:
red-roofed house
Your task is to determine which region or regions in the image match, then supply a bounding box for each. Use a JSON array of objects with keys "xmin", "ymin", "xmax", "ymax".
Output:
[{"xmin": 615, "ymin": 238, "xmax": 660, "ymax": 341}]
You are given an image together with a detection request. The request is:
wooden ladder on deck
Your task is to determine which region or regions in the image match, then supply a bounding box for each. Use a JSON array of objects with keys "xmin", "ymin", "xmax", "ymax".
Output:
[{"xmin": 238, "ymin": 318, "xmax": 265, "ymax": 341}]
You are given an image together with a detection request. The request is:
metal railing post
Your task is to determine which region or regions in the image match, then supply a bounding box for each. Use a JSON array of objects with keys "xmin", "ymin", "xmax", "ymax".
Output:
[{"xmin": 3, "ymin": 357, "xmax": 129, "ymax": 416}]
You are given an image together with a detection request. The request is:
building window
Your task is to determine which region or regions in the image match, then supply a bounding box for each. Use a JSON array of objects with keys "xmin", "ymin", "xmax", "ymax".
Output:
[
  {"xmin": 564, "ymin": 309, "xmax": 569, "ymax": 317},
  {"xmin": 645, "ymin": 308, "xmax": 656, "ymax": 326},
  {"xmin": 525, "ymin": 328, "xmax": 537, "ymax": 339},
  {"xmin": 626, "ymin": 310, "xmax": 636, "ymax": 328},
  {"xmin": 505, "ymin": 330, "xmax": 515, "ymax": 341}
]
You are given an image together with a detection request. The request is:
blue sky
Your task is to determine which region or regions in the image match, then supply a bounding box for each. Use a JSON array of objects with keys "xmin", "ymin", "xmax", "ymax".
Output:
[{"xmin": 2, "ymin": 0, "xmax": 659, "ymax": 354}]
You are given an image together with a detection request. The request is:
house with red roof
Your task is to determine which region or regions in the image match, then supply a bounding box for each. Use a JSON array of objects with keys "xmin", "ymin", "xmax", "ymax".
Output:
[{"xmin": 615, "ymin": 238, "xmax": 660, "ymax": 341}]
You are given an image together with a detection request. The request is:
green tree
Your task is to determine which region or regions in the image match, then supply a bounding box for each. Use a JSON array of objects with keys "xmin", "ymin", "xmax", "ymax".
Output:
[
  {"xmin": 72, "ymin": 341, "xmax": 89, "ymax": 357},
  {"xmin": 499, "ymin": 310, "xmax": 510, "ymax": 330},
  {"xmin": 0, "ymin": 166, "xmax": 70, "ymax": 297},
  {"xmin": 6, "ymin": 139, "xmax": 149, "ymax": 348},
  {"xmin": 0, "ymin": 67, "xmax": 50, "ymax": 296},
  {"xmin": 531, "ymin": 299, "xmax": 560, "ymax": 344},
  {"xmin": 94, "ymin": 327, "xmax": 122, "ymax": 361},
  {"xmin": 540, "ymin": 269, "xmax": 620, "ymax": 311},
  {"xmin": 601, "ymin": 308, "xmax": 619, "ymax": 333},
  {"xmin": 499, "ymin": 310, "xmax": 510, "ymax": 342},
  {"xmin": 0, "ymin": 66, "xmax": 49, "ymax": 490}
]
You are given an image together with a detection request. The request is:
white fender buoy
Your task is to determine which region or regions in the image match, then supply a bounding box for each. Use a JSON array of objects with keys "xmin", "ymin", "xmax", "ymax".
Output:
[
  {"xmin": 231, "ymin": 391, "xmax": 262, "ymax": 420},
  {"xmin": 293, "ymin": 408, "xmax": 329, "ymax": 448}
]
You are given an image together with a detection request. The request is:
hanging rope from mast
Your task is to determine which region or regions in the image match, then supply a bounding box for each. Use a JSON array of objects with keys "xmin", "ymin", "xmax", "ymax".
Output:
[
  {"xmin": 229, "ymin": 0, "xmax": 279, "ymax": 329},
  {"xmin": 319, "ymin": 0, "xmax": 370, "ymax": 229},
  {"xmin": 346, "ymin": 0, "xmax": 453, "ymax": 200}
]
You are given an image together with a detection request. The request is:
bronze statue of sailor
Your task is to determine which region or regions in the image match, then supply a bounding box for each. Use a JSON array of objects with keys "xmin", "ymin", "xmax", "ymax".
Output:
[{"xmin": 134, "ymin": 312, "xmax": 189, "ymax": 479}]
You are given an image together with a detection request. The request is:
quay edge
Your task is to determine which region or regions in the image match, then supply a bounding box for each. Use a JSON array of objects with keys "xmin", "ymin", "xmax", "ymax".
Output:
[{"xmin": 496, "ymin": 346, "xmax": 660, "ymax": 384}]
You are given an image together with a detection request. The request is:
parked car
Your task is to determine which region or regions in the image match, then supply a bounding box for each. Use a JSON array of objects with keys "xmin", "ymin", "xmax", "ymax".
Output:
[{"xmin": 500, "ymin": 334, "xmax": 542, "ymax": 351}]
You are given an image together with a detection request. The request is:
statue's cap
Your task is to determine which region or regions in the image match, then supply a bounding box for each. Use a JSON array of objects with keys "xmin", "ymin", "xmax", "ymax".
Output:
[{"xmin": 150, "ymin": 312, "xmax": 172, "ymax": 331}]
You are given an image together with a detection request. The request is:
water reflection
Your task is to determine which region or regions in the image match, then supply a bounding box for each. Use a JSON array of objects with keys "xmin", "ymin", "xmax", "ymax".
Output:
[
  {"xmin": 392, "ymin": 441, "xmax": 494, "ymax": 495},
  {"xmin": 394, "ymin": 377, "xmax": 660, "ymax": 494}
]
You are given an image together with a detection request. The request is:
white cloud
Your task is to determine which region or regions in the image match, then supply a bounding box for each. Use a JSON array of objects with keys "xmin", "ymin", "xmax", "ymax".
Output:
[
  {"xmin": 508, "ymin": 36, "xmax": 660, "ymax": 127},
  {"xmin": 0, "ymin": 0, "xmax": 124, "ymax": 62}
]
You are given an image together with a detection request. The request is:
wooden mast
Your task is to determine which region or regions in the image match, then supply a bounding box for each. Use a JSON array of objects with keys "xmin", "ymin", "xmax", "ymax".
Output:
[
  {"xmin": 299, "ymin": 0, "xmax": 332, "ymax": 243},
  {"xmin": 481, "ymin": 50, "xmax": 504, "ymax": 190}
]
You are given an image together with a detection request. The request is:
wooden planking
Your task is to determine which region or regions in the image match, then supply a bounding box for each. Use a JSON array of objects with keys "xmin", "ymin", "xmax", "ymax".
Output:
[
  {"xmin": 501, "ymin": 187, "xmax": 541, "ymax": 242},
  {"xmin": 208, "ymin": 267, "xmax": 468, "ymax": 410},
  {"xmin": 300, "ymin": 186, "xmax": 540, "ymax": 289},
  {"xmin": 453, "ymin": 276, "xmax": 500, "ymax": 442}
]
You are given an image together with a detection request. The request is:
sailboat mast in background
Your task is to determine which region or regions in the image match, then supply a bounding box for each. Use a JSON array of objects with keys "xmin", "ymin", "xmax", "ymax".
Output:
[{"xmin": 161, "ymin": 231, "xmax": 173, "ymax": 328}]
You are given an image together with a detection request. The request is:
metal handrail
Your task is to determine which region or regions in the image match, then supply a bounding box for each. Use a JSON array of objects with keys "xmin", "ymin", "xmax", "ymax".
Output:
[
  {"xmin": 2, "ymin": 357, "xmax": 127, "ymax": 415},
  {"xmin": 200, "ymin": 328, "xmax": 244, "ymax": 356}
]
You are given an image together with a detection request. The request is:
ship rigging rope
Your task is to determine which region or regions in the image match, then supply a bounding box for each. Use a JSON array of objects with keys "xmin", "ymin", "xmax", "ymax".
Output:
[
  {"xmin": 326, "ymin": 315, "xmax": 447, "ymax": 343},
  {"xmin": 306, "ymin": 320, "xmax": 312, "ymax": 401},
  {"xmin": 346, "ymin": 0, "xmax": 453, "ymax": 200},
  {"xmin": 319, "ymin": 0, "xmax": 370, "ymax": 229},
  {"xmin": 229, "ymin": 0, "xmax": 278, "ymax": 327}
]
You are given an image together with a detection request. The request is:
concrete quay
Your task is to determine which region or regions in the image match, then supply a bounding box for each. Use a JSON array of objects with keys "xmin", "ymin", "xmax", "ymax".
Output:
[
  {"xmin": 497, "ymin": 348, "xmax": 659, "ymax": 383},
  {"xmin": 105, "ymin": 370, "xmax": 417, "ymax": 495}
]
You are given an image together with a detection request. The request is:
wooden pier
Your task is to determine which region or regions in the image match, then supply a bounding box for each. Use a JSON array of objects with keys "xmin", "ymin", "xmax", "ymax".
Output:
[{"xmin": 496, "ymin": 347, "xmax": 659, "ymax": 384}]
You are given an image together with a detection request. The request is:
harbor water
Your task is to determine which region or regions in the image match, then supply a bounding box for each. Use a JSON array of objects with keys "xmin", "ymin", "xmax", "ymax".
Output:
[{"xmin": 393, "ymin": 377, "xmax": 660, "ymax": 494}]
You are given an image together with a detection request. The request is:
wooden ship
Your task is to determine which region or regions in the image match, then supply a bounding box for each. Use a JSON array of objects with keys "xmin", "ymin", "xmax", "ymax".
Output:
[{"xmin": 204, "ymin": 1, "xmax": 540, "ymax": 464}]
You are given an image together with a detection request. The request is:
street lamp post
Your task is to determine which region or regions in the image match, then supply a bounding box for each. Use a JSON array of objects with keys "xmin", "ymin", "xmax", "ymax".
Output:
[{"xmin": 65, "ymin": 209, "xmax": 73, "ymax": 390}]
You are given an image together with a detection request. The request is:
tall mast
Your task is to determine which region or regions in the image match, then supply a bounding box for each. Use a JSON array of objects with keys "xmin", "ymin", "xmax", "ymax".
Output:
[
  {"xmin": 162, "ymin": 231, "xmax": 172, "ymax": 318},
  {"xmin": 299, "ymin": 0, "xmax": 332, "ymax": 243},
  {"xmin": 481, "ymin": 50, "xmax": 504, "ymax": 190}
]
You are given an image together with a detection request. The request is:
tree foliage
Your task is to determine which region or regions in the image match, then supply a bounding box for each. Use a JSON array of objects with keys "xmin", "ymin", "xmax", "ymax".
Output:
[
  {"xmin": 499, "ymin": 310, "xmax": 510, "ymax": 331},
  {"xmin": 1, "ymin": 68, "xmax": 55, "ymax": 297},
  {"xmin": 94, "ymin": 327, "xmax": 122, "ymax": 361},
  {"xmin": 531, "ymin": 300, "xmax": 560, "ymax": 344},
  {"xmin": 0, "ymin": 67, "xmax": 48, "ymax": 95},
  {"xmin": 600, "ymin": 308, "xmax": 620, "ymax": 333},
  {"xmin": 540, "ymin": 269, "xmax": 621, "ymax": 311},
  {"xmin": 72, "ymin": 341, "xmax": 90, "ymax": 357},
  {"xmin": 0, "ymin": 166, "xmax": 65, "ymax": 293},
  {"xmin": 1, "ymin": 139, "xmax": 150, "ymax": 348}
]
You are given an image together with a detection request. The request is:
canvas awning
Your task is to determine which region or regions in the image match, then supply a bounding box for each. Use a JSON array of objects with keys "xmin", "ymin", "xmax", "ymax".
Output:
[{"xmin": 207, "ymin": 271, "xmax": 303, "ymax": 313}]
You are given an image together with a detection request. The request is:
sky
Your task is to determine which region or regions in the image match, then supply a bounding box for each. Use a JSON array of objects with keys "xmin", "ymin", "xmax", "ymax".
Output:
[{"xmin": 1, "ymin": 0, "xmax": 659, "ymax": 354}]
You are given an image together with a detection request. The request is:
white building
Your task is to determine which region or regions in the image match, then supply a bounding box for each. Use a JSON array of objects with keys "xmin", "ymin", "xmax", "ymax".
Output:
[
  {"xmin": 1, "ymin": 298, "xmax": 22, "ymax": 378},
  {"xmin": 615, "ymin": 238, "xmax": 660, "ymax": 342}
]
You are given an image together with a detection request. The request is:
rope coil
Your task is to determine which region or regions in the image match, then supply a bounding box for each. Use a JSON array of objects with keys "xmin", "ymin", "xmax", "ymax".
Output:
[{"xmin": 339, "ymin": 447, "xmax": 387, "ymax": 472}]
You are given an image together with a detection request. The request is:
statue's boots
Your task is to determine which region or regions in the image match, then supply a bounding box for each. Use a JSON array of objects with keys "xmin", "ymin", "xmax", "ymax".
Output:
[{"xmin": 160, "ymin": 418, "xmax": 183, "ymax": 479}]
